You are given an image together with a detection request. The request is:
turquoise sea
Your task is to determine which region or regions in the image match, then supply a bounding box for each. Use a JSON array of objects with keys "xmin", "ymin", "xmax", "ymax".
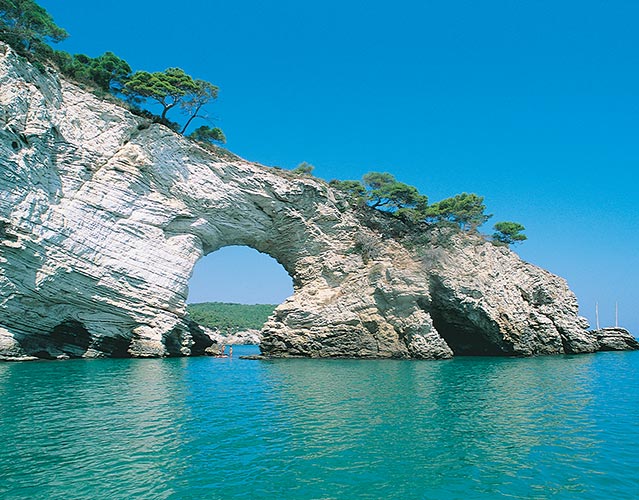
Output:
[{"xmin": 1, "ymin": 346, "xmax": 638, "ymax": 499}]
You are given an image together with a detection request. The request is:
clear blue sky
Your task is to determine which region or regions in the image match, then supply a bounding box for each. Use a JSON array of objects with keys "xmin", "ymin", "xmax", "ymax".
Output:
[{"xmin": 39, "ymin": 0, "xmax": 638, "ymax": 333}]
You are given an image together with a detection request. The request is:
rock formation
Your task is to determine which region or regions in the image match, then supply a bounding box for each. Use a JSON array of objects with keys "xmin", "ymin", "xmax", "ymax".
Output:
[
  {"xmin": 225, "ymin": 329, "xmax": 262, "ymax": 345},
  {"xmin": 0, "ymin": 43, "xmax": 636, "ymax": 360},
  {"xmin": 200, "ymin": 327, "xmax": 262, "ymax": 346},
  {"xmin": 591, "ymin": 328, "xmax": 639, "ymax": 351}
]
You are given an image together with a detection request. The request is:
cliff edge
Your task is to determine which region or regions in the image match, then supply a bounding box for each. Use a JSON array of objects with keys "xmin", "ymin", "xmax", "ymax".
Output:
[{"xmin": 1, "ymin": 43, "xmax": 634, "ymax": 360}]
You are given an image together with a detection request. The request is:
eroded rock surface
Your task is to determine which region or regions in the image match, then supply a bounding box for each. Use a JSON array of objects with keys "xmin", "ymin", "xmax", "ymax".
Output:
[
  {"xmin": 0, "ymin": 43, "xmax": 635, "ymax": 360},
  {"xmin": 200, "ymin": 327, "xmax": 262, "ymax": 346},
  {"xmin": 592, "ymin": 328, "xmax": 639, "ymax": 351}
]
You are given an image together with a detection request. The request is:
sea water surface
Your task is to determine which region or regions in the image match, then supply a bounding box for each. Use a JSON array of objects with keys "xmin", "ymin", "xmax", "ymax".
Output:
[{"xmin": 1, "ymin": 347, "xmax": 638, "ymax": 499}]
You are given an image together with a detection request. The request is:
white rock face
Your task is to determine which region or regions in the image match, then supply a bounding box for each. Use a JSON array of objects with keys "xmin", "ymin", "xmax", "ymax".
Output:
[
  {"xmin": 0, "ymin": 43, "xmax": 622, "ymax": 360},
  {"xmin": 204, "ymin": 328, "xmax": 262, "ymax": 346}
]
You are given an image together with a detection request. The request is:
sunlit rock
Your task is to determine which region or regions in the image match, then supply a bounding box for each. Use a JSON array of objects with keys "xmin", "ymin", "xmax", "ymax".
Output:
[
  {"xmin": 592, "ymin": 327, "xmax": 639, "ymax": 351},
  {"xmin": 0, "ymin": 42, "xmax": 632, "ymax": 360}
]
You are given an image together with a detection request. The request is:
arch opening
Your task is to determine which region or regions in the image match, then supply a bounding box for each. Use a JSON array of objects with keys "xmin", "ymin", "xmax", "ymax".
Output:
[{"xmin": 186, "ymin": 246, "xmax": 294, "ymax": 344}]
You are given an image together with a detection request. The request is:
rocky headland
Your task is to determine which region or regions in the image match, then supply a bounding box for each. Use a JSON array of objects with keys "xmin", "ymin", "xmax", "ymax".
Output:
[{"xmin": 1, "ymin": 42, "xmax": 636, "ymax": 361}]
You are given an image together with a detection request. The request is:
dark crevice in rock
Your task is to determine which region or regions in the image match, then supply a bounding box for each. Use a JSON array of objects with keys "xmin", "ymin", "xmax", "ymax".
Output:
[
  {"xmin": 186, "ymin": 319, "xmax": 215, "ymax": 355},
  {"xmin": 430, "ymin": 308, "xmax": 507, "ymax": 356},
  {"xmin": 51, "ymin": 320, "xmax": 92, "ymax": 352},
  {"xmin": 163, "ymin": 328, "xmax": 184, "ymax": 356},
  {"xmin": 19, "ymin": 320, "xmax": 92, "ymax": 359},
  {"xmin": 0, "ymin": 220, "xmax": 18, "ymax": 242},
  {"xmin": 92, "ymin": 335, "xmax": 131, "ymax": 358},
  {"xmin": 559, "ymin": 332, "xmax": 573, "ymax": 354},
  {"xmin": 161, "ymin": 320, "xmax": 215, "ymax": 356},
  {"xmin": 429, "ymin": 278, "xmax": 514, "ymax": 356},
  {"xmin": 29, "ymin": 350, "xmax": 56, "ymax": 360}
]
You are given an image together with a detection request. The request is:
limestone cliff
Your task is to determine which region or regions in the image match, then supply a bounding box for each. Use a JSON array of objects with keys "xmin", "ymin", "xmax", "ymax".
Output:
[{"xmin": 0, "ymin": 43, "xmax": 634, "ymax": 360}]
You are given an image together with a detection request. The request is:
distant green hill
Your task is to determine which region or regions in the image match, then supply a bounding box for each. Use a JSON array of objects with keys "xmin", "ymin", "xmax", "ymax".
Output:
[{"xmin": 187, "ymin": 302, "xmax": 277, "ymax": 334}]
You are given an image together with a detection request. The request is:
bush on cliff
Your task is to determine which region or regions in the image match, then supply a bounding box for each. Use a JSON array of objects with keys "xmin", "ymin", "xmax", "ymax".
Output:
[
  {"xmin": 124, "ymin": 68, "xmax": 222, "ymax": 136},
  {"xmin": 426, "ymin": 192, "xmax": 492, "ymax": 232},
  {"xmin": 492, "ymin": 221, "xmax": 527, "ymax": 246},
  {"xmin": 0, "ymin": 0, "xmax": 67, "ymax": 56},
  {"xmin": 331, "ymin": 172, "xmax": 429, "ymax": 221},
  {"xmin": 330, "ymin": 173, "xmax": 495, "ymax": 234},
  {"xmin": 189, "ymin": 125, "xmax": 226, "ymax": 145},
  {"xmin": 363, "ymin": 172, "xmax": 429, "ymax": 216},
  {"xmin": 292, "ymin": 161, "xmax": 315, "ymax": 176},
  {"xmin": 51, "ymin": 50, "xmax": 132, "ymax": 93},
  {"xmin": 329, "ymin": 179, "xmax": 367, "ymax": 206}
]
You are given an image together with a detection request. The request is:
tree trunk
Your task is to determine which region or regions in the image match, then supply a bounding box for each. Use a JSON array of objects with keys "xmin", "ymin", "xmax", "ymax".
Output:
[
  {"xmin": 161, "ymin": 101, "xmax": 177, "ymax": 120},
  {"xmin": 180, "ymin": 103, "xmax": 203, "ymax": 135}
]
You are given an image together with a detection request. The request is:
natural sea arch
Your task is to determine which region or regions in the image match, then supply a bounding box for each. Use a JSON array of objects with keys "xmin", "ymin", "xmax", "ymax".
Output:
[{"xmin": 0, "ymin": 44, "xmax": 603, "ymax": 360}]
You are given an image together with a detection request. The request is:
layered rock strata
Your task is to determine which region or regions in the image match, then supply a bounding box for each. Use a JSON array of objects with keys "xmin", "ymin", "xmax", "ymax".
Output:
[
  {"xmin": 592, "ymin": 328, "xmax": 639, "ymax": 351},
  {"xmin": 201, "ymin": 327, "xmax": 262, "ymax": 347},
  {"xmin": 0, "ymin": 43, "xmax": 635, "ymax": 360}
]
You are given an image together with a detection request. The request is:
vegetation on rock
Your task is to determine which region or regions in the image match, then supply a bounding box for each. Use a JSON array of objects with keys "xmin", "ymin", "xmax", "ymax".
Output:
[
  {"xmin": 124, "ymin": 68, "xmax": 212, "ymax": 125},
  {"xmin": 0, "ymin": 0, "xmax": 67, "ymax": 55},
  {"xmin": 189, "ymin": 125, "xmax": 226, "ymax": 145},
  {"xmin": 0, "ymin": 1, "xmax": 224, "ymax": 141},
  {"xmin": 328, "ymin": 179, "xmax": 367, "ymax": 205},
  {"xmin": 179, "ymin": 79, "xmax": 219, "ymax": 134},
  {"xmin": 426, "ymin": 193, "xmax": 492, "ymax": 231},
  {"xmin": 363, "ymin": 172, "xmax": 428, "ymax": 221},
  {"xmin": 492, "ymin": 221, "xmax": 527, "ymax": 246},
  {"xmin": 125, "ymin": 69, "xmax": 194, "ymax": 120},
  {"xmin": 1, "ymin": 1, "xmax": 525, "ymax": 246},
  {"xmin": 52, "ymin": 51, "xmax": 131, "ymax": 93},
  {"xmin": 330, "ymin": 172, "xmax": 527, "ymax": 245},
  {"xmin": 292, "ymin": 161, "xmax": 315, "ymax": 175}
]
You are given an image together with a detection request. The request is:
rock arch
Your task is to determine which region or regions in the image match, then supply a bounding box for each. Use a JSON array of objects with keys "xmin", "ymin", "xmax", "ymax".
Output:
[{"xmin": 0, "ymin": 43, "xmax": 612, "ymax": 360}]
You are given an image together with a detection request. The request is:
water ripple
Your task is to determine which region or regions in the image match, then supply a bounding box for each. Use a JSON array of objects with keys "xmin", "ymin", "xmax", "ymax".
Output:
[{"xmin": 1, "ymin": 349, "xmax": 638, "ymax": 499}]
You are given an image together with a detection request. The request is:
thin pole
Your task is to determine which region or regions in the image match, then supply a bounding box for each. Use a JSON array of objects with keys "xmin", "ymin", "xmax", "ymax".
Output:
[
  {"xmin": 596, "ymin": 302, "xmax": 600, "ymax": 330},
  {"xmin": 615, "ymin": 302, "xmax": 618, "ymax": 328}
]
